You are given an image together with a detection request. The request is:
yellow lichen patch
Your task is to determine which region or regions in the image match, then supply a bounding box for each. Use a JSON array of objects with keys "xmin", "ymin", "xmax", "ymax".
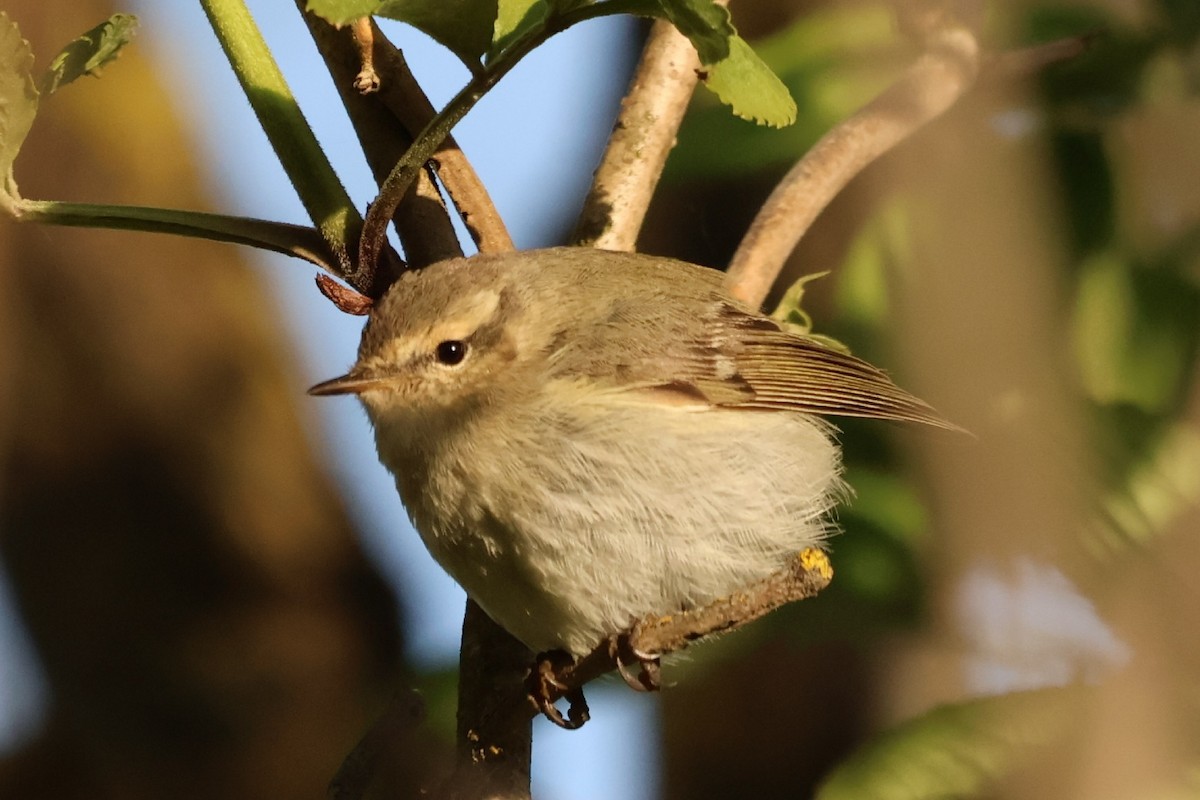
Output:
[{"xmin": 798, "ymin": 548, "xmax": 833, "ymax": 581}]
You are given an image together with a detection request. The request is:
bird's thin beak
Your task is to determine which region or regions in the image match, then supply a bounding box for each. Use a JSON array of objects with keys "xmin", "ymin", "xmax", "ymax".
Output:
[{"xmin": 307, "ymin": 372, "xmax": 391, "ymax": 396}]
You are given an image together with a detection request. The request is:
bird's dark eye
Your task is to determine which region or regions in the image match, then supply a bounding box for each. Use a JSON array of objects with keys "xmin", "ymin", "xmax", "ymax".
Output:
[{"xmin": 435, "ymin": 340, "xmax": 468, "ymax": 365}]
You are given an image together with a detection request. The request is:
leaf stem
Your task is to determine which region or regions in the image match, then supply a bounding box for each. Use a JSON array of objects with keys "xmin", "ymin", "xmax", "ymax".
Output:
[
  {"xmin": 200, "ymin": 0, "xmax": 361, "ymax": 269},
  {"xmin": 11, "ymin": 199, "xmax": 337, "ymax": 270}
]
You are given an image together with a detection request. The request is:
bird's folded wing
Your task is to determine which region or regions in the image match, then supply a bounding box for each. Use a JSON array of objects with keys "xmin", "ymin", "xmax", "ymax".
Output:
[{"xmin": 640, "ymin": 302, "xmax": 957, "ymax": 430}]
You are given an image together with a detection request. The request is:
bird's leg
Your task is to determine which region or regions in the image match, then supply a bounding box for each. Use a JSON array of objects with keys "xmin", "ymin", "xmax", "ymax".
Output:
[{"xmin": 526, "ymin": 650, "xmax": 591, "ymax": 730}]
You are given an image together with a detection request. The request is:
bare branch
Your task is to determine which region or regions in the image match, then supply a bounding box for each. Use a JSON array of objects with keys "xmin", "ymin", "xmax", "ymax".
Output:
[
  {"xmin": 299, "ymin": 6, "xmax": 512, "ymax": 280},
  {"xmin": 725, "ymin": 23, "xmax": 982, "ymax": 308},
  {"xmin": 572, "ymin": 19, "xmax": 702, "ymax": 249},
  {"xmin": 625, "ymin": 548, "xmax": 833, "ymax": 655},
  {"xmin": 987, "ymin": 30, "xmax": 1100, "ymax": 81},
  {"xmin": 447, "ymin": 601, "xmax": 534, "ymax": 800}
]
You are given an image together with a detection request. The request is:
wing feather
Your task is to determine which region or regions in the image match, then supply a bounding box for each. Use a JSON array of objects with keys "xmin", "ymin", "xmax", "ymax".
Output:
[{"xmin": 663, "ymin": 302, "xmax": 957, "ymax": 430}]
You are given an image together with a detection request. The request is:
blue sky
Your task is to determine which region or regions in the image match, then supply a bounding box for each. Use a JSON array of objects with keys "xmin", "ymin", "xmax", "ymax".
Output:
[{"xmin": 0, "ymin": 4, "xmax": 659, "ymax": 797}]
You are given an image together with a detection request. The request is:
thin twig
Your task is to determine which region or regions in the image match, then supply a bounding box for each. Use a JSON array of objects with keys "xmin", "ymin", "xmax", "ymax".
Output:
[
  {"xmin": 572, "ymin": 19, "xmax": 702, "ymax": 249},
  {"xmin": 357, "ymin": 2, "xmax": 626, "ymax": 275},
  {"xmin": 363, "ymin": 22, "xmax": 514, "ymax": 254},
  {"xmin": 986, "ymin": 30, "xmax": 1100, "ymax": 82},
  {"xmin": 725, "ymin": 22, "xmax": 982, "ymax": 309},
  {"xmin": 298, "ymin": 4, "xmax": 458, "ymax": 290}
]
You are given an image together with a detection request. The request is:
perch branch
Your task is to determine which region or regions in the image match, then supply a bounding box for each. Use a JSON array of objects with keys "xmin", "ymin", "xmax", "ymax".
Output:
[
  {"xmin": 725, "ymin": 20, "xmax": 982, "ymax": 308},
  {"xmin": 511, "ymin": 549, "xmax": 833, "ymax": 731},
  {"xmin": 572, "ymin": 19, "xmax": 703, "ymax": 249},
  {"xmin": 448, "ymin": 601, "xmax": 535, "ymax": 799}
]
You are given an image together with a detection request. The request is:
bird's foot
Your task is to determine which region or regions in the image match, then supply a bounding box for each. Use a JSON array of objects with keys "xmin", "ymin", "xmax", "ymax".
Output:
[
  {"xmin": 526, "ymin": 649, "xmax": 590, "ymax": 730},
  {"xmin": 609, "ymin": 628, "xmax": 661, "ymax": 693}
]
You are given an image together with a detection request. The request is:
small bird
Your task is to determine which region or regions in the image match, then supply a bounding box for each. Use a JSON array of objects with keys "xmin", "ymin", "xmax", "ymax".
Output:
[{"xmin": 311, "ymin": 247, "xmax": 945, "ymax": 665}]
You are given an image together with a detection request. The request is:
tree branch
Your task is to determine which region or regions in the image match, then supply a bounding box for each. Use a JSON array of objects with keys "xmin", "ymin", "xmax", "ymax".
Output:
[
  {"xmin": 357, "ymin": 1, "xmax": 638, "ymax": 276},
  {"xmin": 447, "ymin": 601, "xmax": 534, "ymax": 800},
  {"xmin": 327, "ymin": 690, "xmax": 426, "ymax": 800},
  {"xmin": 725, "ymin": 21, "xmax": 982, "ymax": 308},
  {"xmin": 572, "ymin": 19, "xmax": 702, "ymax": 249}
]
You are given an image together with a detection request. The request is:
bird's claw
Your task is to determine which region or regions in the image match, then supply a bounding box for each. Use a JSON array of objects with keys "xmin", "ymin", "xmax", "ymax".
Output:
[
  {"xmin": 527, "ymin": 650, "xmax": 590, "ymax": 730},
  {"xmin": 609, "ymin": 630, "xmax": 661, "ymax": 693}
]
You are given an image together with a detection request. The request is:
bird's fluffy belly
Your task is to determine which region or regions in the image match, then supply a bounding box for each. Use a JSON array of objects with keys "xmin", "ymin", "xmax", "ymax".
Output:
[{"xmin": 395, "ymin": 399, "xmax": 843, "ymax": 656}]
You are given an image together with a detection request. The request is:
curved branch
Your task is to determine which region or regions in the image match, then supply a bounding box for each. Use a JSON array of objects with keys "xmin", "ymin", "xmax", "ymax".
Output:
[
  {"xmin": 361, "ymin": 22, "xmax": 514, "ymax": 255},
  {"xmin": 725, "ymin": 23, "xmax": 982, "ymax": 308},
  {"xmin": 357, "ymin": 2, "xmax": 636, "ymax": 275},
  {"xmin": 297, "ymin": 5, "xmax": 460, "ymax": 285}
]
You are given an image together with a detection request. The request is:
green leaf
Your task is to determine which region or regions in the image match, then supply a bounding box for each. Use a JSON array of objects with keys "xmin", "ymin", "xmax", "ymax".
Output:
[
  {"xmin": 40, "ymin": 13, "xmax": 139, "ymax": 95},
  {"xmin": 546, "ymin": 0, "xmax": 594, "ymax": 13},
  {"xmin": 377, "ymin": 0, "xmax": 498, "ymax": 63},
  {"xmin": 655, "ymin": 0, "xmax": 733, "ymax": 64},
  {"xmin": 666, "ymin": 5, "xmax": 894, "ymax": 179},
  {"xmin": 652, "ymin": 0, "xmax": 795, "ymax": 126},
  {"xmin": 0, "ymin": 12, "xmax": 39, "ymax": 203},
  {"xmin": 702, "ymin": 34, "xmax": 797, "ymax": 127},
  {"xmin": 1073, "ymin": 251, "xmax": 1200, "ymax": 413},
  {"xmin": 816, "ymin": 688, "xmax": 1083, "ymax": 800},
  {"xmin": 771, "ymin": 270, "xmax": 829, "ymax": 334},
  {"xmin": 491, "ymin": 0, "xmax": 547, "ymax": 58},
  {"xmin": 309, "ymin": 0, "xmax": 499, "ymax": 64},
  {"xmin": 305, "ymin": 0, "xmax": 382, "ymax": 26}
]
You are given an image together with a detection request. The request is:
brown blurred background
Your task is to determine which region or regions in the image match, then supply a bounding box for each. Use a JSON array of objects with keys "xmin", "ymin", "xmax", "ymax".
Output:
[{"xmin": 0, "ymin": 0, "xmax": 429, "ymax": 797}]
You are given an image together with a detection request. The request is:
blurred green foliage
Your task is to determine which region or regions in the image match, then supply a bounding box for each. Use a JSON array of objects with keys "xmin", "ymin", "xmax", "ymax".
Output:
[
  {"xmin": 815, "ymin": 687, "xmax": 1085, "ymax": 800},
  {"xmin": 660, "ymin": 1, "xmax": 1200, "ymax": 794}
]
